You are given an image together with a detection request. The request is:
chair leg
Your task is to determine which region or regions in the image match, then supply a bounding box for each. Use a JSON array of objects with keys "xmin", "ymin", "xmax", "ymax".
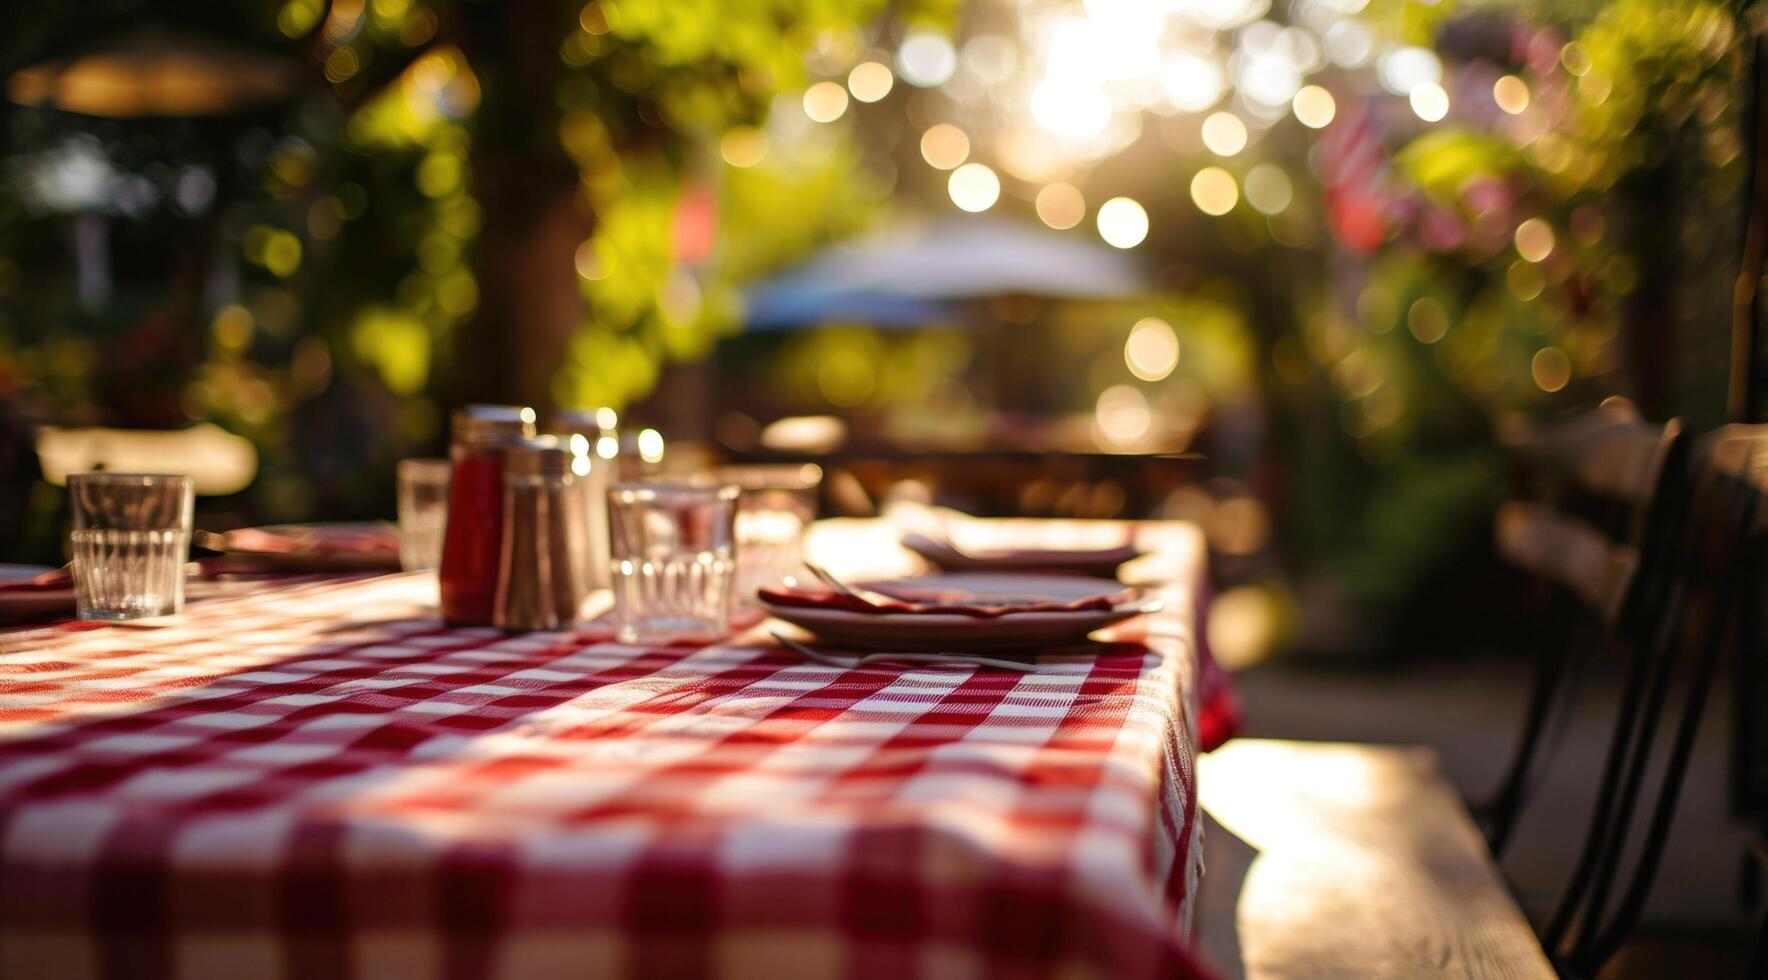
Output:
[
  {"xmin": 1543, "ymin": 627, "xmax": 1658, "ymax": 951},
  {"xmin": 1751, "ymin": 901, "xmax": 1768, "ymax": 980},
  {"xmin": 1562, "ymin": 602, "xmax": 1685, "ymax": 963},
  {"xmin": 1578, "ymin": 509, "xmax": 1754, "ymax": 970},
  {"xmin": 1543, "ymin": 502, "xmax": 1687, "ymax": 952},
  {"xmin": 1577, "ymin": 608, "xmax": 1723, "ymax": 971},
  {"xmin": 1482, "ymin": 614, "xmax": 1578, "ymax": 857}
]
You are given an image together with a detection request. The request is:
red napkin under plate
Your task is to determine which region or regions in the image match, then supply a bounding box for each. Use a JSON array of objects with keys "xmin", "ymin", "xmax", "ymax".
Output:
[{"xmin": 757, "ymin": 581, "xmax": 1135, "ymax": 619}]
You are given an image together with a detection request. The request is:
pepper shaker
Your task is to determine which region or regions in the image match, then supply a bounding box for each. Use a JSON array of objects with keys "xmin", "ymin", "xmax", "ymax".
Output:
[{"xmin": 493, "ymin": 437, "xmax": 591, "ymax": 631}]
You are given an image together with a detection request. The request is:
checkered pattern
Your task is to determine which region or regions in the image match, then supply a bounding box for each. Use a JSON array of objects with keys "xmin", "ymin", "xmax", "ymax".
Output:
[{"xmin": 0, "ymin": 562, "xmax": 1213, "ymax": 978}]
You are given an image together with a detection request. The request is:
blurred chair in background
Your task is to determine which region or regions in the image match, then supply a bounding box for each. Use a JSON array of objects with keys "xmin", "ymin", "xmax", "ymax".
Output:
[
  {"xmin": 1494, "ymin": 412, "xmax": 1763, "ymax": 977},
  {"xmin": 1484, "ymin": 402, "xmax": 1687, "ymax": 854}
]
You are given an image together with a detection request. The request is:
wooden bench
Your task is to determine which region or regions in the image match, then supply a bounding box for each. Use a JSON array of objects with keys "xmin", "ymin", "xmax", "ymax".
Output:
[{"xmin": 1193, "ymin": 739, "xmax": 1555, "ymax": 979}]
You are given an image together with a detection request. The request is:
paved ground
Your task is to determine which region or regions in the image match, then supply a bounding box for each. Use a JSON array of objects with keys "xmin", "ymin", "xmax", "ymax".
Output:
[{"xmin": 1196, "ymin": 650, "xmax": 1757, "ymax": 978}]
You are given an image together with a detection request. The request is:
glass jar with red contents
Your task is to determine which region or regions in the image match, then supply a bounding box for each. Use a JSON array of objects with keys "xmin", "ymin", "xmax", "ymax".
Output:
[{"xmin": 439, "ymin": 405, "xmax": 535, "ymax": 625}]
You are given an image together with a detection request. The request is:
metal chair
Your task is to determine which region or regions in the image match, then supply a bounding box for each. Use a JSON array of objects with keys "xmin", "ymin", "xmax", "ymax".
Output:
[
  {"xmin": 1482, "ymin": 405, "xmax": 1687, "ymax": 856},
  {"xmin": 1542, "ymin": 424, "xmax": 1764, "ymax": 976}
]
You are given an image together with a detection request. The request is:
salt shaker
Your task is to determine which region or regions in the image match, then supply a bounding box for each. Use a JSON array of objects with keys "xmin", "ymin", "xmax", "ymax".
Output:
[
  {"xmin": 439, "ymin": 405, "xmax": 535, "ymax": 626},
  {"xmin": 548, "ymin": 409, "xmax": 618, "ymax": 588},
  {"xmin": 493, "ymin": 437, "xmax": 591, "ymax": 632}
]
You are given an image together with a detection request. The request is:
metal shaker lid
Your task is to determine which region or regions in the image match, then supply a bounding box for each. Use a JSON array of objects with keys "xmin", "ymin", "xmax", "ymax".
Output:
[
  {"xmin": 451, "ymin": 405, "xmax": 536, "ymax": 449},
  {"xmin": 504, "ymin": 435, "xmax": 573, "ymax": 478}
]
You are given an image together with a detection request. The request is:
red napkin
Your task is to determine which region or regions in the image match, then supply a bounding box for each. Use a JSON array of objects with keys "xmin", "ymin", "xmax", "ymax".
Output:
[
  {"xmin": 0, "ymin": 566, "xmax": 73, "ymax": 591},
  {"xmin": 756, "ymin": 584, "xmax": 1133, "ymax": 619},
  {"xmin": 1195, "ymin": 645, "xmax": 1241, "ymax": 752},
  {"xmin": 0, "ymin": 568, "xmax": 77, "ymax": 625}
]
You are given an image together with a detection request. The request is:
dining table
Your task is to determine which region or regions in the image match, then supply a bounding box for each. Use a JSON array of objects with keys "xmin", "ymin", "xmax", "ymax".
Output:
[{"xmin": 0, "ymin": 517, "xmax": 1234, "ymax": 980}]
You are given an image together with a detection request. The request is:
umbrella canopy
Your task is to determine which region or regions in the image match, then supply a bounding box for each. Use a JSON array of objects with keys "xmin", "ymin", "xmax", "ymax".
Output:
[
  {"xmin": 742, "ymin": 285, "xmax": 954, "ymax": 331},
  {"xmin": 743, "ymin": 215, "xmax": 1147, "ymax": 330},
  {"xmin": 8, "ymin": 29, "xmax": 303, "ymax": 118}
]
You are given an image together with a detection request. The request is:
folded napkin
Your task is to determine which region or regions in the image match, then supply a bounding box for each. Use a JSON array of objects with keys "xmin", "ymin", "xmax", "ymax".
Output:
[
  {"xmin": 756, "ymin": 583, "xmax": 1133, "ymax": 619},
  {"xmin": 901, "ymin": 532, "xmax": 1141, "ymax": 576},
  {"xmin": 0, "ymin": 554, "xmax": 343, "ymax": 626},
  {"xmin": 0, "ymin": 567, "xmax": 78, "ymax": 625},
  {"xmin": 1196, "ymin": 649, "xmax": 1242, "ymax": 753},
  {"xmin": 0, "ymin": 566, "xmax": 72, "ymax": 590},
  {"xmin": 220, "ymin": 524, "xmax": 399, "ymax": 558},
  {"xmin": 1191, "ymin": 579, "xmax": 1243, "ymax": 752}
]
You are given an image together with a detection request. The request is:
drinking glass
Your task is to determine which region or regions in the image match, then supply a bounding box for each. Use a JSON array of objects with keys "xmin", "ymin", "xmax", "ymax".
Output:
[
  {"xmin": 710, "ymin": 464, "xmax": 821, "ymax": 603},
  {"xmin": 68, "ymin": 472, "xmax": 194, "ymax": 621},
  {"xmin": 607, "ymin": 483, "xmax": 739, "ymax": 643},
  {"xmin": 396, "ymin": 457, "xmax": 451, "ymax": 571}
]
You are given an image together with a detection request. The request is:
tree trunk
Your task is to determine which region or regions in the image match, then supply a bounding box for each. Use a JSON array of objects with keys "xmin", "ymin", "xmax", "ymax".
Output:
[
  {"xmin": 455, "ymin": 3, "xmax": 591, "ymax": 413},
  {"xmin": 1622, "ymin": 147, "xmax": 1681, "ymax": 419},
  {"xmin": 1732, "ymin": 31, "xmax": 1768, "ymax": 423}
]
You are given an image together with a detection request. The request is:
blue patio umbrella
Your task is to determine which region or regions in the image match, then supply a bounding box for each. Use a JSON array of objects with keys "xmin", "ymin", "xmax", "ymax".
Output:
[{"xmin": 742, "ymin": 214, "xmax": 1147, "ymax": 331}]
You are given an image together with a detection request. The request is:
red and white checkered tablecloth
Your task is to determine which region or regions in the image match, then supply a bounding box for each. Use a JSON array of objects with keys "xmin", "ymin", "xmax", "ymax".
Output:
[{"xmin": 0, "ymin": 528, "xmax": 1218, "ymax": 980}]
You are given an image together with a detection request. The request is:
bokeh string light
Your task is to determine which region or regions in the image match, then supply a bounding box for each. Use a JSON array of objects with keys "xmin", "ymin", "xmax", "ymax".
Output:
[
  {"xmin": 1097, "ymin": 196, "xmax": 1149, "ymax": 248},
  {"xmin": 1243, "ymin": 164, "xmax": 1293, "ymax": 215},
  {"xmin": 802, "ymin": 81, "xmax": 849, "ymax": 123},
  {"xmin": 897, "ymin": 31, "xmax": 957, "ymax": 87},
  {"xmin": 1408, "ymin": 82, "xmax": 1449, "ymax": 122},
  {"xmin": 1514, "ymin": 218, "xmax": 1556, "ymax": 262},
  {"xmin": 919, "ymin": 124, "xmax": 970, "ymax": 170},
  {"xmin": 948, "ymin": 162, "xmax": 1001, "ymax": 213},
  {"xmin": 1035, "ymin": 182, "xmax": 1087, "ymax": 230},
  {"xmin": 1125, "ymin": 317, "xmax": 1181, "ymax": 381},
  {"xmin": 776, "ymin": 0, "xmax": 1504, "ymax": 251},
  {"xmin": 1190, "ymin": 167, "xmax": 1238, "ymax": 216},
  {"xmin": 1201, "ymin": 112, "xmax": 1249, "ymax": 156},
  {"xmin": 847, "ymin": 61, "xmax": 894, "ymax": 103},
  {"xmin": 1292, "ymin": 85, "xmax": 1336, "ymax": 128},
  {"xmin": 1493, "ymin": 75, "xmax": 1530, "ymax": 114}
]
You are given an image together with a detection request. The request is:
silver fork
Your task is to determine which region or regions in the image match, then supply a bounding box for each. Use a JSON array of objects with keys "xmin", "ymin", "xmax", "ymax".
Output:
[
  {"xmin": 770, "ymin": 630, "xmax": 1037, "ymax": 673},
  {"xmin": 803, "ymin": 562, "xmax": 913, "ymax": 608},
  {"xmin": 803, "ymin": 561, "xmax": 860, "ymax": 598}
]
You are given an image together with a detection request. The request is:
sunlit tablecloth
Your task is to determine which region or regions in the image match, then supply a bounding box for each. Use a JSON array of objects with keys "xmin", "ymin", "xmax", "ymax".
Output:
[{"xmin": 0, "ymin": 520, "xmax": 1215, "ymax": 979}]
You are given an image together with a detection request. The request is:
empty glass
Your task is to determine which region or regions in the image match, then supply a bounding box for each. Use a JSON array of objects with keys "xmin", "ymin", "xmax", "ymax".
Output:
[
  {"xmin": 396, "ymin": 457, "xmax": 451, "ymax": 571},
  {"xmin": 607, "ymin": 483, "xmax": 739, "ymax": 643},
  {"xmin": 547, "ymin": 411, "xmax": 618, "ymax": 589},
  {"xmin": 68, "ymin": 472, "xmax": 194, "ymax": 621},
  {"xmin": 710, "ymin": 464, "xmax": 821, "ymax": 603}
]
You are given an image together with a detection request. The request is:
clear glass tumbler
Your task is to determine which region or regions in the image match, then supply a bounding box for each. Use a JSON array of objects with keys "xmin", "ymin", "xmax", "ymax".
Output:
[
  {"xmin": 607, "ymin": 482, "xmax": 739, "ymax": 643},
  {"xmin": 710, "ymin": 464, "xmax": 821, "ymax": 603},
  {"xmin": 396, "ymin": 457, "xmax": 451, "ymax": 571},
  {"xmin": 68, "ymin": 472, "xmax": 194, "ymax": 621}
]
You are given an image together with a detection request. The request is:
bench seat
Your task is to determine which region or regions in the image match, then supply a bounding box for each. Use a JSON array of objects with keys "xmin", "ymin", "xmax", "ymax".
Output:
[{"xmin": 1194, "ymin": 739, "xmax": 1555, "ymax": 979}]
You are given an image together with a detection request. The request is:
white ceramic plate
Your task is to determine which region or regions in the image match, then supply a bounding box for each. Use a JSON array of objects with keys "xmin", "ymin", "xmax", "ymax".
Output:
[
  {"xmin": 900, "ymin": 532, "xmax": 1139, "ymax": 577},
  {"xmin": 760, "ymin": 573, "xmax": 1159, "ymax": 652}
]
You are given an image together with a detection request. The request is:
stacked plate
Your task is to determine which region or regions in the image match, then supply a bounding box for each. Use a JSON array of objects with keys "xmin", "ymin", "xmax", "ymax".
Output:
[{"xmin": 758, "ymin": 573, "xmax": 1159, "ymax": 653}]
